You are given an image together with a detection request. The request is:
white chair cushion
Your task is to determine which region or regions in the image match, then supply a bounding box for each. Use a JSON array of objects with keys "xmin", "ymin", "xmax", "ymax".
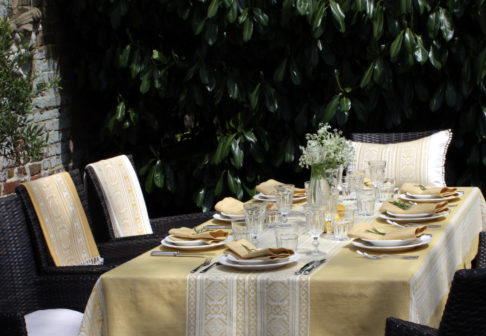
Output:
[
  {"xmin": 352, "ymin": 129, "xmax": 452, "ymax": 187},
  {"xmin": 25, "ymin": 309, "xmax": 83, "ymax": 336}
]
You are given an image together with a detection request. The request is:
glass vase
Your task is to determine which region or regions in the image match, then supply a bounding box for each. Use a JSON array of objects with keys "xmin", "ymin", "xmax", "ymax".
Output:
[{"xmin": 308, "ymin": 162, "xmax": 330, "ymax": 206}]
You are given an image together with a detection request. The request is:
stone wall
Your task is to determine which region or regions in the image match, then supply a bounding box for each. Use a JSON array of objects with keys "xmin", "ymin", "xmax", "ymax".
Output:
[{"xmin": 0, "ymin": 0, "xmax": 72, "ymax": 196}]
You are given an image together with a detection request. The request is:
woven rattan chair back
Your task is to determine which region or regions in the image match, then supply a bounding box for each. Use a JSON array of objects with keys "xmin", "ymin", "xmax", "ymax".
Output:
[
  {"xmin": 438, "ymin": 268, "xmax": 486, "ymax": 335},
  {"xmin": 472, "ymin": 232, "xmax": 486, "ymax": 269},
  {"xmin": 351, "ymin": 130, "xmax": 440, "ymax": 144}
]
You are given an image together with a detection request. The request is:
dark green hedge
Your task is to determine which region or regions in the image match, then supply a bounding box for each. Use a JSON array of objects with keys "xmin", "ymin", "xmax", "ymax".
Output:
[{"xmin": 55, "ymin": 0, "xmax": 486, "ymax": 215}]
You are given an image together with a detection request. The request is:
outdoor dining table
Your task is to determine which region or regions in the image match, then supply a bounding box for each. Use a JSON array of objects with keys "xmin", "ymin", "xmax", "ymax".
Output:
[{"xmin": 78, "ymin": 187, "xmax": 485, "ymax": 336}]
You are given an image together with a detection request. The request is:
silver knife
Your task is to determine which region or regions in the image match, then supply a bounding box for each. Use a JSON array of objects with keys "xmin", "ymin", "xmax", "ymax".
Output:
[
  {"xmin": 151, "ymin": 251, "xmax": 211, "ymax": 257},
  {"xmin": 295, "ymin": 261, "xmax": 317, "ymax": 275},
  {"xmin": 203, "ymin": 225, "xmax": 231, "ymax": 230},
  {"xmin": 303, "ymin": 258, "xmax": 327, "ymax": 275}
]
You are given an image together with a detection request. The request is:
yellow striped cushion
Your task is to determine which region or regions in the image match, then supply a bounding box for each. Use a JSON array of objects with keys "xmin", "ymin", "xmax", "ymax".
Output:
[{"xmin": 352, "ymin": 130, "xmax": 452, "ymax": 187}]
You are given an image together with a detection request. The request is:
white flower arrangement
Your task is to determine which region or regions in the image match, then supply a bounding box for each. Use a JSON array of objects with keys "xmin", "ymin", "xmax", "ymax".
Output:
[{"xmin": 299, "ymin": 123, "xmax": 354, "ymax": 172}]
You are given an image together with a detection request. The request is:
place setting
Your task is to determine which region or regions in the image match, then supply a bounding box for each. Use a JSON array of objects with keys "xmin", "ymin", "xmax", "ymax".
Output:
[
  {"xmin": 160, "ymin": 226, "xmax": 233, "ymax": 251},
  {"xmin": 398, "ymin": 183, "xmax": 464, "ymax": 203},
  {"xmin": 252, "ymin": 179, "xmax": 306, "ymax": 202},
  {"xmin": 212, "ymin": 196, "xmax": 246, "ymax": 222},
  {"xmin": 348, "ymin": 221, "xmax": 432, "ymax": 253},
  {"xmin": 377, "ymin": 199, "xmax": 450, "ymax": 223}
]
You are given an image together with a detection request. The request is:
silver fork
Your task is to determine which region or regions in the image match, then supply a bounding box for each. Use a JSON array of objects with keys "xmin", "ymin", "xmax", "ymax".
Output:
[
  {"xmin": 386, "ymin": 219, "xmax": 441, "ymax": 229},
  {"xmin": 190, "ymin": 257, "xmax": 212, "ymax": 273},
  {"xmin": 356, "ymin": 250, "xmax": 418, "ymax": 260}
]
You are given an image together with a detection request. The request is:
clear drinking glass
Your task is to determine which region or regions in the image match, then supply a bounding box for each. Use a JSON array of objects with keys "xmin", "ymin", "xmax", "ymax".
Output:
[
  {"xmin": 357, "ymin": 188, "xmax": 376, "ymax": 216},
  {"xmin": 333, "ymin": 210, "xmax": 354, "ymax": 241},
  {"xmin": 274, "ymin": 184, "xmax": 295, "ymax": 225},
  {"xmin": 368, "ymin": 160, "xmax": 386, "ymax": 187},
  {"xmin": 231, "ymin": 219, "xmax": 248, "ymax": 241},
  {"xmin": 378, "ymin": 177, "xmax": 395, "ymax": 202},
  {"xmin": 304, "ymin": 204, "xmax": 326, "ymax": 257},
  {"xmin": 243, "ymin": 203, "xmax": 265, "ymax": 246}
]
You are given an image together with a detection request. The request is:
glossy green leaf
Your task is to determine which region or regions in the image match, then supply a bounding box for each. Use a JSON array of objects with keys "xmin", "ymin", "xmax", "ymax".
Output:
[
  {"xmin": 289, "ymin": 60, "xmax": 302, "ymax": 85},
  {"xmin": 372, "ymin": 7, "xmax": 384, "ymax": 40},
  {"xmin": 323, "ymin": 94, "xmax": 341, "ymax": 122},
  {"xmin": 340, "ymin": 96, "xmax": 351, "ymax": 113},
  {"xmin": 227, "ymin": 3, "xmax": 237, "ymax": 22},
  {"xmin": 226, "ymin": 170, "xmax": 239, "ymax": 195},
  {"xmin": 330, "ymin": 0, "xmax": 346, "ymax": 33},
  {"xmin": 360, "ymin": 61, "xmax": 374, "ymax": 88},
  {"xmin": 366, "ymin": 0, "xmax": 375, "ymax": 18},
  {"xmin": 404, "ymin": 28, "xmax": 415, "ymax": 54},
  {"xmin": 264, "ymin": 86, "xmax": 278, "ymax": 113},
  {"xmin": 145, "ymin": 164, "xmax": 156, "ymax": 193},
  {"xmin": 284, "ymin": 137, "xmax": 294, "ymax": 162},
  {"xmin": 140, "ymin": 71, "xmax": 151, "ymax": 94},
  {"xmin": 439, "ymin": 7, "xmax": 454, "ymax": 41},
  {"xmin": 273, "ymin": 58, "xmax": 287, "ymax": 82},
  {"xmin": 243, "ymin": 18, "xmax": 253, "ymax": 42},
  {"xmin": 204, "ymin": 23, "xmax": 218, "ymax": 45},
  {"xmin": 164, "ymin": 165, "xmax": 175, "ymax": 192},
  {"xmin": 249, "ymin": 83, "xmax": 261, "ymax": 110},
  {"xmin": 207, "ymin": 0, "xmax": 219, "ymax": 18},
  {"xmin": 115, "ymin": 101, "xmax": 126, "ymax": 121},
  {"xmin": 119, "ymin": 44, "xmax": 130, "ymax": 67},
  {"xmin": 253, "ymin": 8, "xmax": 269, "ymax": 26},
  {"xmin": 296, "ymin": 0, "xmax": 309, "ymax": 15},
  {"xmin": 390, "ymin": 30, "xmax": 404, "ymax": 58},
  {"xmin": 429, "ymin": 41, "xmax": 448, "ymax": 70},
  {"xmin": 356, "ymin": 0, "xmax": 366, "ymax": 12},
  {"xmin": 231, "ymin": 137, "xmax": 244, "ymax": 168},
  {"xmin": 400, "ymin": 0, "xmax": 412, "ymax": 14},
  {"xmin": 195, "ymin": 188, "xmax": 205, "ymax": 208},
  {"xmin": 373, "ymin": 58, "xmax": 384, "ymax": 83},
  {"xmin": 139, "ymin": 158, "xmax": 155, "ymax": 176},
  {"xmin": 313, "ymin": 2, "xmax": 327, "ymax": 31},
  {"xmin": 238, "ymin": 8, "xmax": 249, "ymax": 24},
  {"xmin": 427, "ymin": 11, "xmax": 440, "ymax": 38},
  {"xmin": 414, "ymin": 34, "xmax": 428, "ymax": 64},
  {"xmin": 227, "ymin": 78, "xmax": 239, "ymax": 99},
  {"xmin": 214, "ymin": 173, "xmax": 224, "ymax": 196},
  {"xmin": 153, "ymin": 160, "xmax": 164, "ymax": 188}
]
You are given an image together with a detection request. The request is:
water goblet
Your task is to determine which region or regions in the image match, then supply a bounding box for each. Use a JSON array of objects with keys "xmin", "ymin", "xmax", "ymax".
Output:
[
  {"xmin": 243, "ymin": 203, "xmax": 265, "ymax": 247},
  {"xmin": 368, "ymin": 160, "xmax": 386, "ymax": 187},
  {"xmin": 274, "ymin": 184, "xmax": 295, "ymax": 225},
  {"xmin": 304, "ymin": 204, "xmax": 327, "ymax": 257}
]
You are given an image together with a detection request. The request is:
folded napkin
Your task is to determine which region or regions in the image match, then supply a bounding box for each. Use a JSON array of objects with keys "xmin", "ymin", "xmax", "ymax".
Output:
[
  {"xmin": 348, "ymin": 222, "xmax": 427, "ymax": 240},
  {"xmin": 168, "ymin": 227, "xmax": 228, "ymax": 244},
  {"xmin": 363, "ymin": 177, "xmax": 375, "ymax": 188},
  {"xmin": 225, "ymin": 239, "xmax": 294, "ymax": 260},
  {"xmin": 400, "ymin": 182, "xmax": 457, "ymax": 197},
  {"xmin": 255, "ymin": 179, "xmax": 305, "ymax": 196},
  {"xmin": 379, "ymin": 200, "xmax": 448, "ymax": 215},
  {"xmin": 214, "ymin": 197, "xmax": 244, "ymax": 215}
]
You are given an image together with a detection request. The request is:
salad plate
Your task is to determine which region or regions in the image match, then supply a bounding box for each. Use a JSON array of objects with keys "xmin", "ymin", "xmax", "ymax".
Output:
[
  {"xmin": 253, "ymin": 193, "xmax": 306, "ymax": 202},
  {"xmin": 161, "ymin": 235, "xmax": 233, "ymax": 251},
  {"xmin": 399, "ymin": 191, "xmax": 464, "ymax": 203},
  {"xmin": 218, "ymin": 253, "xmax": 299, "ymax": 270},
  {"xmin": 378, "ymin": 211, "xmax": 449, "ymax": 222},
  {"xmin": 352, "ymin": 234, "xmax": 432, "ymax": 251}
]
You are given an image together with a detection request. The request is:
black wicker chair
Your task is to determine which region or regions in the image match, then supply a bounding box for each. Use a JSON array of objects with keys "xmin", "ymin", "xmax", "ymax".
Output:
[
  {"xmin": 472, "ymin": 231, "xmax": 486, "ymax": 269},
  {"xmin": 351, "ymin": 130, "xmax": 441, "ymax": 144},
  {"xmin": 15, "ymin": 169, "xmax": 156, "ymax": 277},
  {"xmin": 385, "ymin": 268, "xmax": 486, "ymax": 336},
  {"xmin": 84, "ymin": 155, "xmax": 213, "ymax": 244},
  {"xmin": 0, "ymin": 193, "xmax": 94, "ymax": 335}
]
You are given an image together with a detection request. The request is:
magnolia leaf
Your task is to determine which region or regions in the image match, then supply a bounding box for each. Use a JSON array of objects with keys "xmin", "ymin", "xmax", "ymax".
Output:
[
  {"xmin": 115, "ymin": 101, "xmax": 126, "ymax": 121},
  {"xmin": 427, "ymin": 11, "xmax": 440, "ymax": 38},
  {"xmin": 390, "ymin": 30, "xmax": 404, "ymax": 58},
  {"xmin": 330, "ymin": 0, "xmax": 346, "ymax": 33},
  {"xmin": 323, "ymin": 94, "xmax": 341, "ymax": 122},
  {"xmin": 243, "ymin": 18, "xmax": 253, "ymax": 42},
  {"xmin": 153, "ymin": 160, "xmax": 164, "ymax": 188},
  {"xmin": 207, "ymin": 0, "xmax": 219, "ymax": 18},
  {"xmin": 360, "ymin": 61, "xmax": 375, "ymax": 88},
  {"xmin": 273, "ymin": 58, "xmax": 287, "ymax": 82},
  {"xmin": 439, "ymin": 7, "xmax": 454, "ymax": 42},
  {"xmin": 249, "ymin": 83, "xmax": 261, "ymax": 110},
  {"xmin": 414, "ymin": 34, "xmax": 428, "ymax": 64},
  {"xmin": 119, "ymin": 44, "xmax": 131, "ymax": 67}
]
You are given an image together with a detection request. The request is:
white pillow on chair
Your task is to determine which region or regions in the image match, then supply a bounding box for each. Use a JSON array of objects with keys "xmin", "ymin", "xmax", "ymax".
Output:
[
  {"xmin": 25, "ymin": 309, "xmax": 83, "ymax": 336},
  {"xmin": 352, "ymin": 130, "xmax": 452, "ymax": 187}
]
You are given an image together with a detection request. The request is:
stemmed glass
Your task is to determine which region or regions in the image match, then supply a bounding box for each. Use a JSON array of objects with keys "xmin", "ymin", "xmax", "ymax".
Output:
[
  {"xmin": 274, "ymin": 184, "xmax": 295, "ymax": 225},
  {"xmin": 304, "ymin": 204, "xmax": 327, "ymax": 256},
  {"xmin": 243, "ymin": 203, "xmax": 264, "ymax": 247}
]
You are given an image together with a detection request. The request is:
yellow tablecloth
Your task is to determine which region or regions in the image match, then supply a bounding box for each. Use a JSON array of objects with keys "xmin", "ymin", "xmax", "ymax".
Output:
[{"xmin": 79, "ymin": 187, "xmax": 485, "ymax": 336}]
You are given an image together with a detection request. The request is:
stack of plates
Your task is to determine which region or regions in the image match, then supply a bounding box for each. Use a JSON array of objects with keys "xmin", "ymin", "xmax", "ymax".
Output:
[
  {"xmin": 161, "ymin": 235, "xmax": 233, "ymax": 251},
  {"xmin": 218, "ymin": 253, "xmax": 299, "ymax": 271},
  {"xmin": 378, "ymin": 210, "xmax": 449, "ymax": 222},
  {"xmin": 212, "ymin": 212, "xmax": 245, "ymax": 222},
  {"xmin": 351, "ymin": 234, "xmax": 432, "ymax": 251},
  {"xmin": 252, "ymin": 193, "xmax": 306, "ymax": 202},
  {"xmin": 399, "ymin": 191, "xmax": 464, "ymax": 203}
]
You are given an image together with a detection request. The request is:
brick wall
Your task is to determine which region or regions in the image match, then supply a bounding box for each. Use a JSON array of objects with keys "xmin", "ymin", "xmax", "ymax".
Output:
[{"xmin": 0, "ymin": 0, "xmax": 73, "ymax": 196}]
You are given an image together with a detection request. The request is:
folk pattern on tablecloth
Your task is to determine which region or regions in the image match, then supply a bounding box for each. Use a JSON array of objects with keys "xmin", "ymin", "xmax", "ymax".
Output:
[
  {"xmin": 186, "ymin": 238, "xmax": 346, "ymax": 336},
  {"xmin": 79, "ymin": 279, "xmax": 106, "ymax": 336}
]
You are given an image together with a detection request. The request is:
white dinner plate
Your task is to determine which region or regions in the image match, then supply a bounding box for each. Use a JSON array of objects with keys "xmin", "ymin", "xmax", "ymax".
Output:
[
  {"xmin": 161, "ymin": 235, "xmax": 233, "ymax": 251},
  {"xmin": 352, "ymin": 234, "xmax": 432, "ymax": 251},
  {"xmin": 378, "ymin": 210, "xmax": 449, "ymax": 222},
  {"xmin": 212, "ymin": 213, "xmax": 233, "ymax": 222},
  {"xmin": 399, "ymin": 191, "xmax": 464, "ymax": 203},
  {"xmin": 360, "ymin": 237, "xmax": 421, "ymax": 247},
  {"xmin": 218, "ymin": 253, "xmax": 299, "ymax": 271},
  {"xmin": 165, "ymin": 236, "xmax": 206, "ymax": 246},
  {"xmin": 220, "ymin": 212, "xmax": 245, "ymax": 219},
  {"xmin": 225, "ymin": 253, "xmax": 291, "ymax": 265},
  {"xmin": 252, "ymin": 193, "xmax": 307, "ymax": 202},
  {"xmin": 385, "ymin": 211, "xmax": 432, "ymax": 218}
]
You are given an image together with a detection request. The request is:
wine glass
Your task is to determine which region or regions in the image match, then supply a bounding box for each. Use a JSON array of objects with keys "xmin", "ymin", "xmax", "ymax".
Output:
[
  {"xmin": 243, "ymin": 203, "xmax": 264, "ymax": 246},
  {"xmin": 304, "ymin": 204, "xmax": 326, "ymax": 257},
  {"xmin": 274, "ymin": 184, "xmax": 294, "ymax": 225}
]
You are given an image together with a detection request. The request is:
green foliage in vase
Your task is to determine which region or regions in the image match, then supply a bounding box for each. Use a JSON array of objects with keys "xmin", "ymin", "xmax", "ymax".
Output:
[
  {"xmin": 57, "ymin": 0, "xmax": 486, "ymax": 214},
  {"xmin": 0, "ymin": 17, "xmax": 55, "ymax": 165}
]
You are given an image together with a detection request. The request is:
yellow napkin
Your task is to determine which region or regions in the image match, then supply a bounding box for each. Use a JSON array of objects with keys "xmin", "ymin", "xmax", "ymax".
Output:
[
  {"xmin": 363, "ymin": 177, "xmax": 375, "ymax": 188},
  {"xmin": 255, "ymin": 179, "xmax": 305, "ymax": 196},
  {"xmin": 348, "ymin": 222, "xmax": 427, "ymax": 240},
  {"xmin": 168, "ymin": 227, "xmax": 228, "ymax": 244},
  {"xmin": 214, "ymin": 197, "xmax": 244, "ymax": 215},
  {"xmin": 379, "ymin": 200, "xmax": 448, "ymax": 214},
  {"xmin": 400, "ymin": 182, "xmax": 457, "ymax": 197},
  {"xmin": 224, "ymin": 239, "xmax": 294, "ymax": 260}
]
